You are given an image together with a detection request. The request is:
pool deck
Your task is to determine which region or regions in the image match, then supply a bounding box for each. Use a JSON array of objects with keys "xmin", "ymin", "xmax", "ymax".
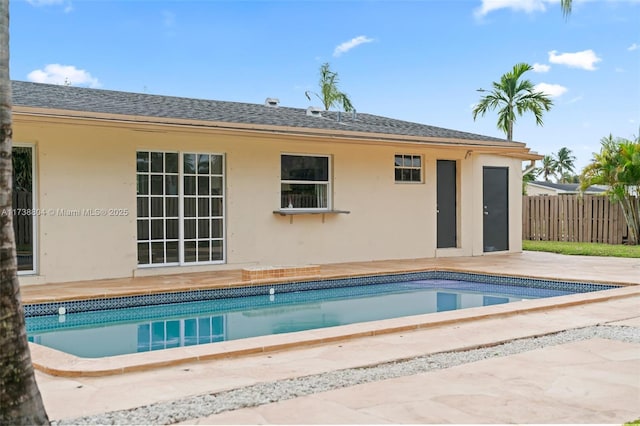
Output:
[
  {"xmin": 25, "ymin": 251, "xmax": 640, "ymax": 424},
  {"xmin": 20, "ymin": 250, "xmax": 640, "ymax": 304}
]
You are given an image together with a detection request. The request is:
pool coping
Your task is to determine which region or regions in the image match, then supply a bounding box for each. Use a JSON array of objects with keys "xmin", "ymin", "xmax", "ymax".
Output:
[
  {"xmin": 21, "ymin": 264, "xmax": 637, "ymax": 306},
  {"xmin": 28, "ymin": 283, "xmax": 640, "ymax": 377},
  {"xmin": 23, "ymin": 269, "xmax": 617, "ymax": 317}
]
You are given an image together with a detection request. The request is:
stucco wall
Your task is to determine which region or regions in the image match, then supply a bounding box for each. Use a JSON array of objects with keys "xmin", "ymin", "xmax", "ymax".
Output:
[
  {"xmin": 14, "ymin": 115, "xmax": 525, "ymax": 285},
  {"xmin": 526, "ymin": 184, "xmax": 557, "ymax": 196}
]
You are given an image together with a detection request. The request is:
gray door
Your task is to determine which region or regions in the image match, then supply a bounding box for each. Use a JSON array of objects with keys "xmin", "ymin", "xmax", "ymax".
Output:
[
  {"xmin": 483, "ymin": 167, "xmax": 509, "ymax": 252},
  {"xmin": 437, "ymin": 160, "xmax": 457, "ymax": 248}
]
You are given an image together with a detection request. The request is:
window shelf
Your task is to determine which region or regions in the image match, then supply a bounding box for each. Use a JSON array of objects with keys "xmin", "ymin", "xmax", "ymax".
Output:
[{"xmin": 273, "ymin": 209, "xmax": 350, "ymax": 223}]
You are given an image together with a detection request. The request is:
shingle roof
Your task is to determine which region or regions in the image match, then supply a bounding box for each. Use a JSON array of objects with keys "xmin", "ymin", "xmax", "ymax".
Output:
[
  {"xmin": 529, "ymin": 181, "xmax": 606, "ymax": 193},
  {"xmin": 12, "ymin": 80, "xmax": 510, "ymax": 144}
]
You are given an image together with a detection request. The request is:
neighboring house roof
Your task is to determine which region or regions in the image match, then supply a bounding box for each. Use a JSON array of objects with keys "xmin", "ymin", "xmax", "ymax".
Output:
[
  {"xmin": 11, "ymin": 81, "xmax": 539, "ymax": 158},
  {"xmin": 527, "ymin": 181, "xmax": 607, "ymax": 194}
]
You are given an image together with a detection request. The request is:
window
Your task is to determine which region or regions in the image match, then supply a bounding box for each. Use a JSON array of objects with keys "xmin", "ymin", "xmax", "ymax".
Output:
[
  {"xmin": 136, "ymin": 151, "xmax": 225, "ymax": 266},
  {"xmin": 137, "ymin": 151, "xmax": 179, "ymax": 265},
  {"xmin": 395, "ymin": 154, "xmax": 422, "ymax": 183},
  {"xmin": 281, "ymin": 154, "xmax": 330, "ymax": 209},
  {"xmin": 13, "ymin": 145, "xmax": 36, "ymax": 274}
]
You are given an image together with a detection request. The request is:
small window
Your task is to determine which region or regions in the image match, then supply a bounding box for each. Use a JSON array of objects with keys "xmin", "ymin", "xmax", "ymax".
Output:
[
  {"xmin": 395, "ymin": 154, "xmax": 422, "ymax": 183},
  {"xmin": 281, "ymin": 154, "xmax": 330, "ymax": 209}
]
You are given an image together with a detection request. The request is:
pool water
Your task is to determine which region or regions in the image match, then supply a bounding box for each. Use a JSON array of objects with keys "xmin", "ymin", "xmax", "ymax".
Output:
[{"xmin": 27, "ymin": 279, "xmax": 573, "ymax": 358}]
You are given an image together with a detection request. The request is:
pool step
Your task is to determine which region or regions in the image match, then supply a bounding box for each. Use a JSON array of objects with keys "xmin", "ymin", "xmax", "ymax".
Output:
[{"xmin": 242, "ymin": 265, "xmax": 320, "ymax": 281}]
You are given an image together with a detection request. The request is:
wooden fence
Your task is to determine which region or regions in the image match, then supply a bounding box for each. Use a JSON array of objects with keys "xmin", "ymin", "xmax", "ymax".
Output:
[{"xmin": 523, "ymin": 195, "xmax": 631, "ymax": 244}]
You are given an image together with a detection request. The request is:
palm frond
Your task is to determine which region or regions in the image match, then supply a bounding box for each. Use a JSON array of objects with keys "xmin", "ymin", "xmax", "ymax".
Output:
[
  {"xmin": 561, "ymin": 0, "xmax": 572, "ymax": 18},
  {"xmin": 310, "ymin": 62, "xmax": 354, "ymax": 112}
]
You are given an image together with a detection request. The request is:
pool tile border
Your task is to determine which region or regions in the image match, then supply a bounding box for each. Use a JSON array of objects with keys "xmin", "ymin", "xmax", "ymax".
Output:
[{"xmin": 24, "ymin": 270, "xmax": 617, "ymax": 317}]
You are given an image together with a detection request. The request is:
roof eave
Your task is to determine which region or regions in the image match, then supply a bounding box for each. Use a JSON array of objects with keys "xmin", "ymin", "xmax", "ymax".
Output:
[{"xmin": 14, "ymin": 106, "xmax": 534, "ymax": 156}]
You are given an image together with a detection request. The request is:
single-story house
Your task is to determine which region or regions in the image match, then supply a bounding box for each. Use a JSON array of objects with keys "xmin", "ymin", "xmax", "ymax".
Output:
[
  {"xmin": 526, "ymin": 181, "xmax": 607, "ymax": 196},
  {"xmin": 11, "ymin": 80, "xmax": 540, "ymax": 286}
]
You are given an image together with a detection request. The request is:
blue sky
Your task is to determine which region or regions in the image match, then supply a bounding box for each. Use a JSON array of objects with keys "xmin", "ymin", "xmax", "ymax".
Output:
[{"xmin": 10, "ymin": 0, "xmax": 640, "ymax": 174}]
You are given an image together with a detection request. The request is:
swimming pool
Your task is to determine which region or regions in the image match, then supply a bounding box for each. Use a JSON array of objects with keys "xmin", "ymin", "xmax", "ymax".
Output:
[{"xmin": 26, "ymin": 272, "xmax": 616, "ymax": 358}]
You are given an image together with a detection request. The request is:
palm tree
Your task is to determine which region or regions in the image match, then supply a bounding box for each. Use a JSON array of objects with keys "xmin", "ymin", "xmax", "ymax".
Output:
[
  {"xmin": 562, "ymin": 173, "xmax": 580, "ymax": 184},
  {"xmin": 0, "ymin": 0, "xmax": 50, "ymax": 424},
  {"xmin": 553, "ymin": 147, "xmax": 576, "ymax": 183},
  {"xmin": 472, "ymin": 63, "xmax": 553, "ymax": 141},
  {"xmin": 580, "ymin": 134, "xmax": 640, "ymax": 245},
  {"xmin": 305, "ymin": 63, "xmax": 354, "ymax": 112},
  {"xmin": 539, "ymin": 155, "xmax": 556, "ymax": 182}
]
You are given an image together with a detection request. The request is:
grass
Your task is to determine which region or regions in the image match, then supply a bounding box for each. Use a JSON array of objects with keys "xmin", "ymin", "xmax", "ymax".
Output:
[{"xmin": 523, "ymin": 240, "xmax": 640, "ymax": 258}]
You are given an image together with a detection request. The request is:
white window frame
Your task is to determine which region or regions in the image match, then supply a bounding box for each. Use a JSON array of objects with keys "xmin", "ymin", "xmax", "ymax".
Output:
[
  {"xmin": 14, "ymin": 143, "xmax": 37, "ymax": 275},
  {"xmin": 280, "ymin": 153, "xmax": 332, "ymax": 211},
  {"xmin": 136, "ymin": 150, "xmax": 225, "ymax": 268},
  {"xmin": 180, "ymin": 152, "xmax": 226, "ymax": 265},
  {"xmin": 394, "ymin": 154, "xmax": 423, "ymax": 183},
  {"xmin": 136, "ymin": 150, "xmax": 180, "ymax": 267}
]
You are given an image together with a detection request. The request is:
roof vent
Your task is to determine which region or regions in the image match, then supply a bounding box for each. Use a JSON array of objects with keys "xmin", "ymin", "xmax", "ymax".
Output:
[
  {"xmin": 306, "ymin": 106, "xmax": 323, "ymax": 117},
  {"xmin": 265, "ymin": 98, "xmax": 280, "ymax": 107}
]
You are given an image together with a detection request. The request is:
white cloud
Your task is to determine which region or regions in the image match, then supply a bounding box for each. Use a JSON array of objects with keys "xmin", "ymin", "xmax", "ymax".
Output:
[
  {"xmin": 548, "ymin": 49, "xmax": 602, "ymax": 71},
  {"xmin": 333, "ymin": 36, "xmax": 374, "ymax": 57},
  {"xmin": 535, "ymin": 82, "xmax": 568, "ymax": 97},
  {"xmin": 26, "ymin": 0, "xmax": 64, "ymax": 5},
  {"xmin": 474, "ymin": 0, "xmax": 554, "ymax": 18},
  {"xmin": 532, "ymin": 63, "xmax": 551, "ymax": 73},
  {"xmin": 27, "ymin": 0, "xmax": 73, "ymax": 12},
  {"xmin": 628, "ymin": 43, "xmax": 639, "ymax": 51},
  {"xmin": 27, "ymin": 64, "xmax": 100, "ymax": 88},
  {"xmin": 566, "ymin": 96, "xmax": 583, "ymax": 104},
  {"xmin": 473, "ymin": 0, "xmax": 597, "ymax": 18}
]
